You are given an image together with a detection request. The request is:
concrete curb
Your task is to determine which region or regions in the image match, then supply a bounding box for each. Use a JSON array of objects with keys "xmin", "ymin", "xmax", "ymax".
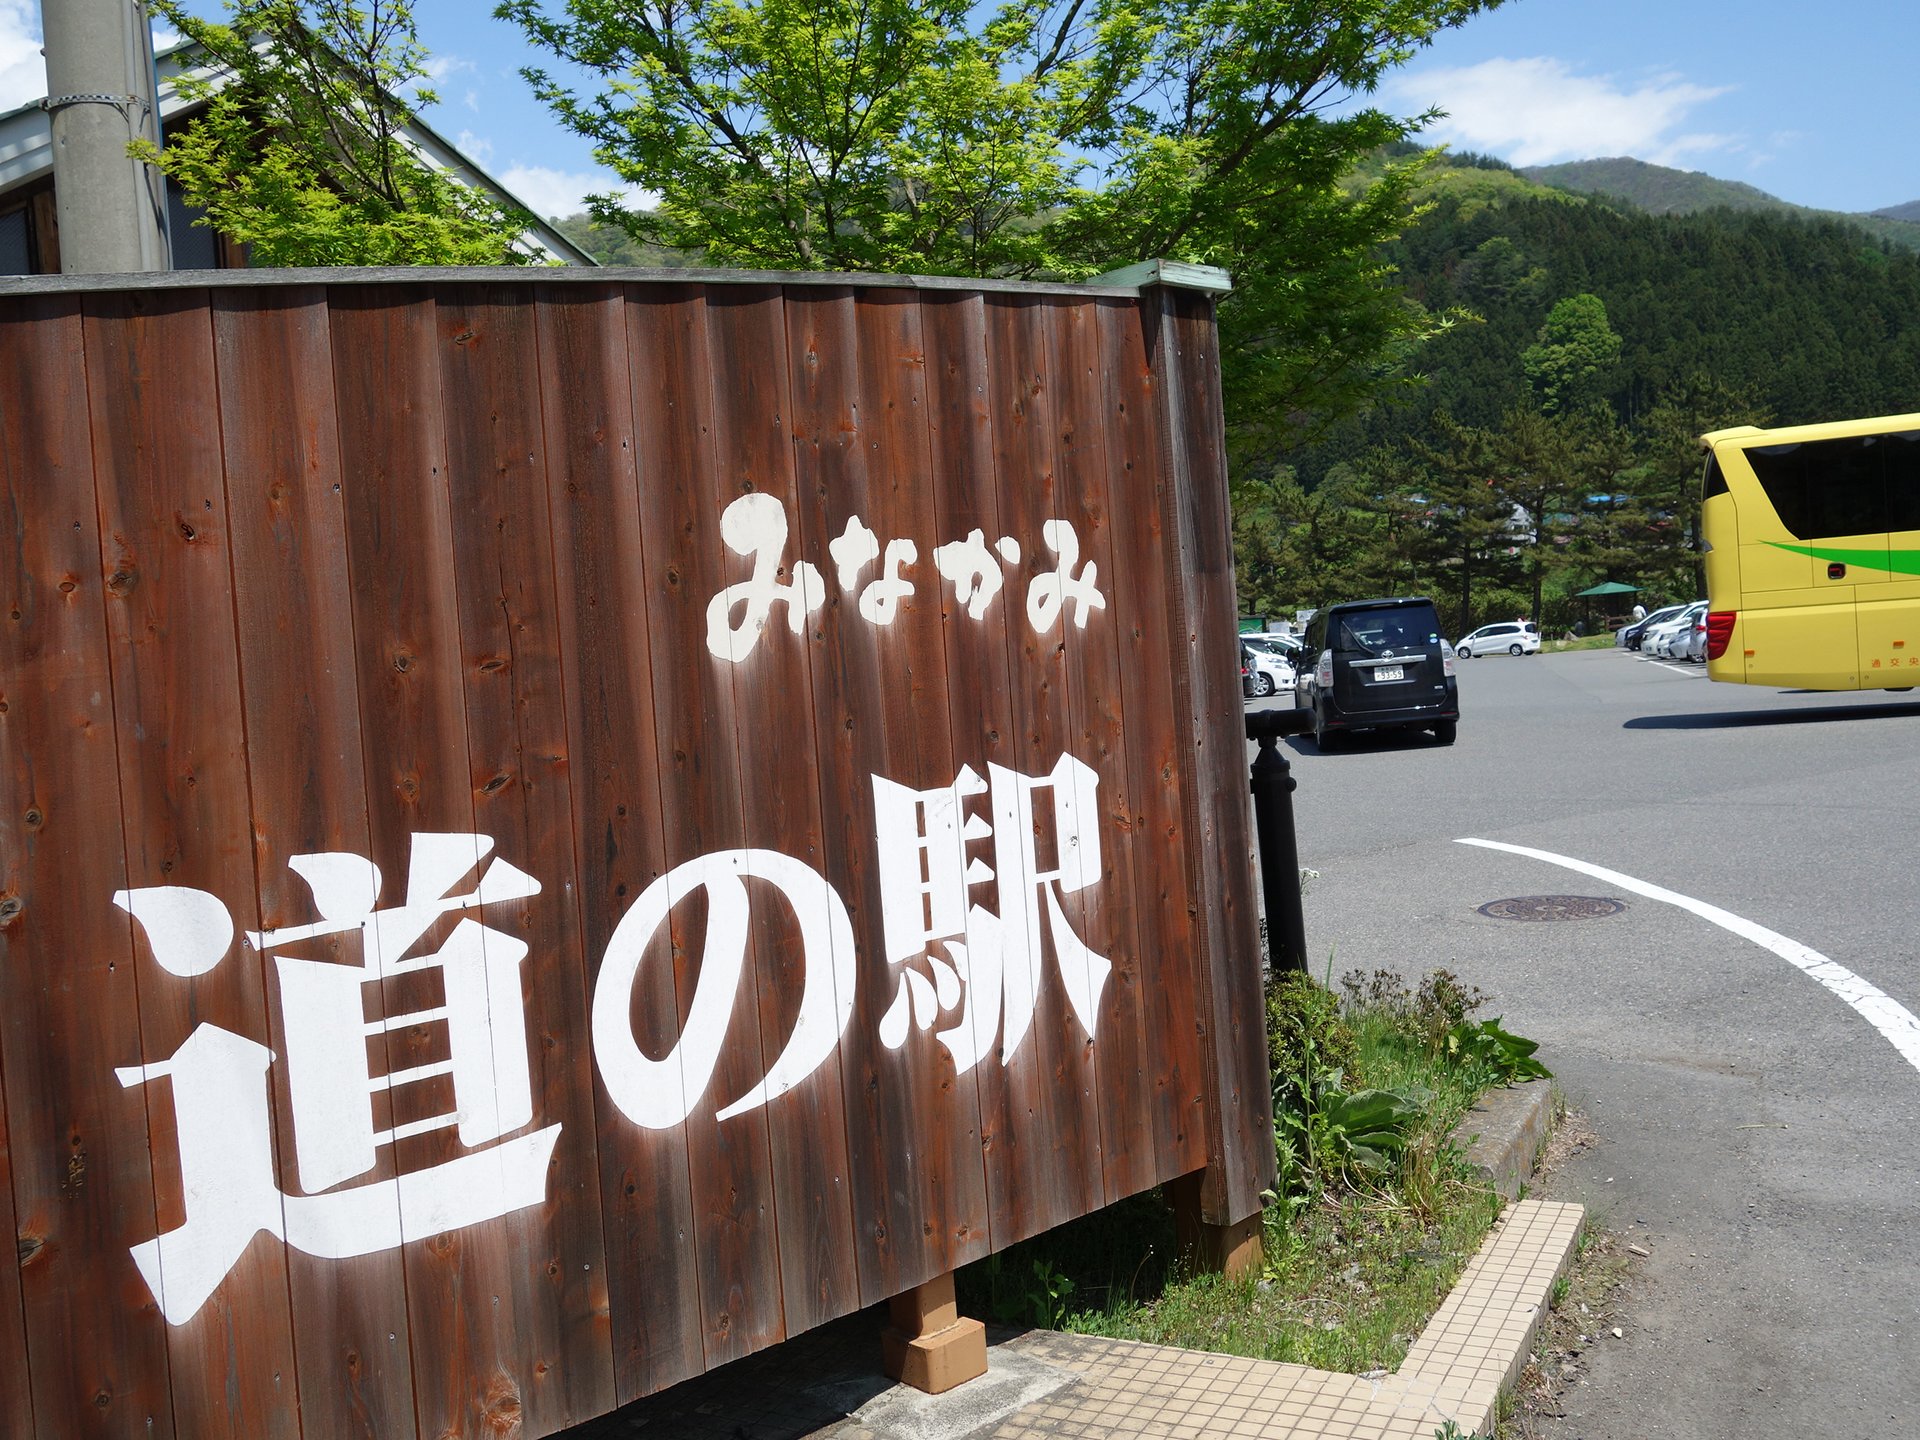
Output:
[{"xmin": 1452, "ymin": 1075, "xmax": 1555, "ymax": 1202}]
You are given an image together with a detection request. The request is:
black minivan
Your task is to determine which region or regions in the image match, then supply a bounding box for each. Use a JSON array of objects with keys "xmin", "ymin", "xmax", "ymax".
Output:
[{"xmin": 1294, "ymin": 596, "xmax": 1458, "ymax": 748}]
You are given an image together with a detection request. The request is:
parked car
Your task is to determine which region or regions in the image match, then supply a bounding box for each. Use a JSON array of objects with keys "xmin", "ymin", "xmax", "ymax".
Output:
[
  {"xmin": 1619, "ymin": 604, "xmax": 1688, "ymax": 651},
  {"xmin": 1240, "ymin": 641, "xmax": 1295, "ymax": 697},
  {"xmin": 1455, "ymin": 620, "xmax": 1541, "ymax": 658},
  {"xmin": 1646, "ymin": 603, "xmax": 1706, "ymax": 658},
  {"xmin": 1243, "ymin": 632, "xmax": 1304, "ymax": 663},
  {"xmin": 1294, "ymin": 596, "xmax": 1458, "ymax": 747},
  {"xmin": 1676, "ymin": 607, "xmax": 1711, "ymax": 663}
]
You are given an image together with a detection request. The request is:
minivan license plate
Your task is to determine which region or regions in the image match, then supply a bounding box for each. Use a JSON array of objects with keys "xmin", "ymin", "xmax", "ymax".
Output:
[{"xmin": 1375, "ymin": 665, "xmax": 1404, "ymax": 682}]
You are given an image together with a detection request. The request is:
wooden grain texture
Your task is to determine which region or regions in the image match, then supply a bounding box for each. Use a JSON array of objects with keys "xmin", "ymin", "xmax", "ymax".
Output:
[
  {"xmin": 0, "ymin": 276, "xmax": 1266, "ymax": 1434},
  {"xmin": 0, "ymin": 296, "xmax": 177, "ymax": 1440},
  {"xmin": 849, "ymin": 289, "xmax": 991, "ymax": 1284},
  {"xmin": 624, "ymin": 284, "xmax": 784, "ymax": 1368},
  {"xmin": 702, "ymin": 286, "xmax": 860, "ymax": 1336},
  {"xmin": 432, "ymin": 283, "xmax": 617, "ymax": 1433},
  {"xmin": 917, "ymin": 292, "xmax": 1021, "ymax": 1256},
  {"xmin": 783, "ymin": 288, "xmax": 990, "ymax": 1303},
  {"xmin": 85, "ymin": 288, "xmax": 302, "ymax": 1440},
  {"xmin": 1043, "ymin": 298, "xmax": 1158, "ymax": 1206},
  {"xmin": 0, "ymin": 1072, "xmax": 30, "ymax": 1438},
  {"xmin": 1095, "ymin": 299, "xmax": 1209, "ymax": 1181},
  {"xmin": 1155, "ymin": 290, "xmax": 1273, "ymax": 1222},
  {"xmin": 535, "ymin": 284, "xmax": 704, "ymax": 1402},
  {"xmin": 432, "ymin": 282, "xmax": 618, "ymax": 1436},
  {"xmin": 329, "ymin": 285, "xmax": 536, "ymax": 1440},
  {"xmin": 979, "ymin": 293, "xmax": 1102, "ymax": 1244},
  {"xmin": 212, "ymin": 286, "xmax": 418, "ymax": 1440}
]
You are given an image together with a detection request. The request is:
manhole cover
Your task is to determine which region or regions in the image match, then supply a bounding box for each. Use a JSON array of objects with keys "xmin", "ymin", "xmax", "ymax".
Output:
[{"xmin": 1477, "ymin": 894, "xmax": 1627, "ymax": 921}]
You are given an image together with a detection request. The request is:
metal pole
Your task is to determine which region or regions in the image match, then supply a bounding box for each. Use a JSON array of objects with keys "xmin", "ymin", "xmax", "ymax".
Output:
[
  {"xmin": 42, "ymin": 0, "xmax": 171, "ymax": 273},
  {"xmin": 1245, "ymin": 708, "xmax": 1311, "ymax": 974}
]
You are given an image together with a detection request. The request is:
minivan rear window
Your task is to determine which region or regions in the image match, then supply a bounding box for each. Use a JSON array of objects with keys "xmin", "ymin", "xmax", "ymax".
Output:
[{"xmin": 1335, "ymin": 604, "xmax": 1442, "ymax": 656}]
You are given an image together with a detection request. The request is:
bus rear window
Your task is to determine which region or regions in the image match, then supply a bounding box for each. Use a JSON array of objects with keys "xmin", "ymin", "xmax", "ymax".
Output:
[{"xmin": 1702, "ymin": 454, "xmax": 1728, "ymax": 499}]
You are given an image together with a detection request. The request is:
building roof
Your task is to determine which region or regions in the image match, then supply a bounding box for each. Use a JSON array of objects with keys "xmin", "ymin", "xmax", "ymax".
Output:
[{"xmin": 0, "ymin": 38, "xmax": 595, "ymax": 267}]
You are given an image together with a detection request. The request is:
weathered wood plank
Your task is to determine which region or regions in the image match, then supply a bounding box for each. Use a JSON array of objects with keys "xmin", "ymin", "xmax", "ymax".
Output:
[
  {"xmin": 978, "ymin": 293, "xmax": 1103, "ymax": 1244},
  {"xmin": 702, "ymin": 286, "xmax": 860, "ymax": 1335},
  {"xmin": 0, "ymin": 1075, "xmax": 30, "ymax": 1438},
  {"xmin": 1096, "ymin": 299, "xmax": 1209, "ymax": 1181},
  {"xmin": 330, "ymin": 284, "xmax": 537, "ymax": 1440},
  {"xmin": 1044, "ymin": 298, "xmax": 1158, "ymax": 1206},
  {"xmin": 86, "ymin": 288, "xmax": 302, "ymax": 1440},
  {"xmin": 783, "ymin": 287, "xmax": 990, "ymax": 1302},
  {"xmin": 849, "ymin": 289, "xmax": 993, "ymax": 1283},
  {"xmin": 624, "ymin": 284, "xmax": 785, "ymax": 1367},
  {"xmin": 535, "ymin": 284, "xmax": 705, "ymax": 1401},
  {"xmin": 0, "ymin": 299, "xmax": 173, "ymax": 1440},
  {"xmin": 212, "ymin": 285, "xmax": 418, "ymax": 1440},
  {"xmin": 917, "ymin": 292, "xmax": 1023, "ymax": 1255},
  {"xmin": 1155, "ymin": 290, "xmax": 1274, "ymax": 1222},
  {"xmin": 432, "ymin": 283, "xmax": 619, "ymax": 1435}
]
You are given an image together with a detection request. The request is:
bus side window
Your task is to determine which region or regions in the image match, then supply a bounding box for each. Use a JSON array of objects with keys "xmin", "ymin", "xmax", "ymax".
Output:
[
  {"xmin": 1746, "ymin": 443, "xmax": 1808, "ymax": 536},
  {"xmin": 1806, "ymin": 437, "xmax": 1886, "ymax": 538},
  {"xmin": 1748, "ymin": 437, "xmax": 1889, "ymax": 540},
  {"xmin": 1883, "ymin": 430, "xmax": 1920, "ymax": 532}
]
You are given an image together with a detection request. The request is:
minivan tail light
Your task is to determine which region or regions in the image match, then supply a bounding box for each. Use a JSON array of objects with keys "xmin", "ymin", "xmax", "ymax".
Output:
[
  {"xmin": 1706, "ymin": 610, "xmax": 1736, "ymax": 660},
  {"xmin": 1442, "ymin": 647, "xmax": 1456, "ymax": 678},
  {"xmin": 1316, "ymin": 652, "xmax": 1333, "ymax": 688}
]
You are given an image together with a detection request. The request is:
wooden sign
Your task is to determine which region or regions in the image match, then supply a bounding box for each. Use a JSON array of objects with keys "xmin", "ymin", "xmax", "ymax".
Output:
[{"xmin": 0, "ymin": 269, "xmax": 1271, "ymax": 1440}]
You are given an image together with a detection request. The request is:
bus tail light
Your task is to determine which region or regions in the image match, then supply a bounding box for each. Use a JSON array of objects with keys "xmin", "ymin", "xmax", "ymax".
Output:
[{"xmin": 1706, "ymin": 610, "xmax": 1736, "ymax": 660}]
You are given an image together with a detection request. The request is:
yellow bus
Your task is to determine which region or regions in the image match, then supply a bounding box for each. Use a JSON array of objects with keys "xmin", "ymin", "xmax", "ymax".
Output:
[{"xmin": 1701, "ymin": 413, "xmax": 1920, "ymax": 689}]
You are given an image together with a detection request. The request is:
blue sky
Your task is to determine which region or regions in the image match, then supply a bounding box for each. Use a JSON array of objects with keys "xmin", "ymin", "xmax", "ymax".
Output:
[{"xmin": 1, "ymin": 0, "xmax": 1914, "ymax": 220}]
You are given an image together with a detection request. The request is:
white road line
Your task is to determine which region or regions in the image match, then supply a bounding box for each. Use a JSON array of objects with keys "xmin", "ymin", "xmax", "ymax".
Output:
[{"xmin": 1457, "ymin": 837, "xmax": 1920, "ymax": 1075}]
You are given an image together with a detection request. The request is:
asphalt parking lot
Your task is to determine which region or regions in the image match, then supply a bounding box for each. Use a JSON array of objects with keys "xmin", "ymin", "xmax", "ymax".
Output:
[{"xmin": 1250, "ymin": 646, "xmax": 1920, "ymax": 1439}]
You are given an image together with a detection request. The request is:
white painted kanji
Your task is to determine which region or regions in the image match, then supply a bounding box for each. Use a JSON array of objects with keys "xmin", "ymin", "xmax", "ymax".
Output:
[
  {"xmin": 871, "ymin": 753, "xmax": 1111, "ymax": 1072},
  {"xmin": 113, "ymin": 834, "xmax": 560, "ymax": 1327}
]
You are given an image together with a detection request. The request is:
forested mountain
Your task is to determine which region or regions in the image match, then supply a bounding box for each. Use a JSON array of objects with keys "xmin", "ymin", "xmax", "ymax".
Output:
[
  {"xmin": 1521, "ymin": 158, "xmax": 1920, "ymax": 253},
  {"xmin": 1236, "ymin": 158, "xmax": 1920, "ymax": 633}
]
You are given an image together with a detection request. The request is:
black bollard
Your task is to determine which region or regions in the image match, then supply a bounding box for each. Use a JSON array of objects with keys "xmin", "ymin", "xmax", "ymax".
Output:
[{"xmin": 1245, "ymin": 707, "xmax": 1313, "ymax": 974}]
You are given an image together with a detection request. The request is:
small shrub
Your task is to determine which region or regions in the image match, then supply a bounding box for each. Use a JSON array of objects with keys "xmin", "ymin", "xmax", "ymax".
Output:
[
  {"xmin": 1340, "ymin": 965, "xmax": 1489, "ymax": 1057},
  {"xmin": 1267, "ymin": 972, "xmax": 1359, "ymax": 1093},
  {"xmin": 1444, "ymin": 1016, "xmax": 1552, "ymax": 1085}
]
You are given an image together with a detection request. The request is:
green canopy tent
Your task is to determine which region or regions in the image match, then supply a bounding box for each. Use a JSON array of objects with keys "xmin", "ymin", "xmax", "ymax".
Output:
[{"xmin": 1573, "ymin": 580, "xmax": 1639, "ymax": 633}]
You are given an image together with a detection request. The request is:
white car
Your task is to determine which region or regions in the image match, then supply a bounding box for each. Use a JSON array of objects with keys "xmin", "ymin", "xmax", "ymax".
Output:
[
  {"xmin": 1646, "ymin": 603, "xmax": 1705, "ymax": 658},
  {"xmin": 1676, "ymin": 607, "xmax": 1711, "ymax": 663},
  {"xmin": 1454, "ymin": 621, "xmax": 1540, "ymax": 658},
  {"xmin": 1241, "ymin": 643, "xmax": 1296, "ymax": 697}
]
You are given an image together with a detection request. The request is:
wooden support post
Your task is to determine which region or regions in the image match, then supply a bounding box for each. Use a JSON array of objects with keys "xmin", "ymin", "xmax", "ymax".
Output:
[
  {"xmin": 881, "ymin": 1272, "xmax": 987, "ymax": 1395},
  {"xmin": 1169, "ymin": 1170, "xmax": 1265, "ymax": 1281}
]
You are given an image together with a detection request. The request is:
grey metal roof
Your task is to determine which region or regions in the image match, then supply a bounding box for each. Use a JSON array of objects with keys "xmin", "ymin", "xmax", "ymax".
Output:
[{"xmin": 0, "ymin": 260, "xmax": 1230, "ymax": 299}]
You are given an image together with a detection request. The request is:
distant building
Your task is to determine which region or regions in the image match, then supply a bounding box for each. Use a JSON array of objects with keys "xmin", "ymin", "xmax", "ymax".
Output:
[{"xmin": 0, "ymin": 40, "xmax": 593, "ymax": 274}]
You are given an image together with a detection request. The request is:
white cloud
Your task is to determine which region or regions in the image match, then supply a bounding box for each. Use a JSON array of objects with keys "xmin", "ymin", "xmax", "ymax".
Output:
[
  {"xmin": 456, "ymin": 128, "xmax": 494, "ymax": 165},
  {"xmin": 498, "ymin": 163, "xmax": 659, "ymax": 221},
  {"xmin": 0, "ymin": 1, "xmax": 44, "ymax": 113},
  {"xmin": 1386, "ymin": 56, "xmax": 1737, "ymax": 168},
  {"xmin": 422, "ymin": 55, "xmax": 476, "ymax": 83}
]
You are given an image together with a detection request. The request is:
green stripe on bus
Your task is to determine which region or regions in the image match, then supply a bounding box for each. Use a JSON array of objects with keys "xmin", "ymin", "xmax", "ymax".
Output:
[{"xmin": 1767, "ymin": 542, "xmax": 1920, "ymax": 576}]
